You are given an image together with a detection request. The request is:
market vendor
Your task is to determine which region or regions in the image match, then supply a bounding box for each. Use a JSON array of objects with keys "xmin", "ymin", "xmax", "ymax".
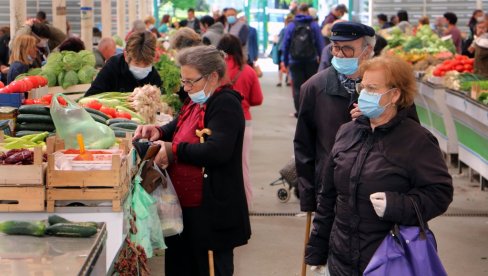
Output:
[{"xmin": 84, "ymin": 31, "xmax": 162, "ymax": 97}]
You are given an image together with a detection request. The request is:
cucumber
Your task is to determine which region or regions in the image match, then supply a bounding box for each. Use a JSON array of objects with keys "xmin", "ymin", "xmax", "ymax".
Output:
[
  {"xmin": 45, "ymin": 223, "xmax": 97, "ymax": 237},
  {"xmin": 16, "ymin": 114, "xmax": 53, "ymax": 124},
  {"xmin": 110, "ymin": 122, "xmax": 138, "ymax": 130},
  {"xmin": 107, "ymin": 118, "xmax": 132, "ymax": 125},
  {"xmin": 84, "ymin": 107, "xmax": 110, "ymax": 120},
  {"xmin": 18, "ymin": 104, "xmax": 50, "ymax": 115},
  {"xmin": 89, "ymin": 113, "xmax": 108, "ymax": 125},
  {"xmin": 48, "ymin": 215, "xmax": 98, "ymax": 228},
  {"xmin": 114, "ymin": 129, "xmax": 130, "ymax": 138},
  {"xmin": 15, "ymin": 130, "xmax": 45, "ymax": 137},
  {"xmin": 16, "ymin": 123, "xmax": 55, "ymax": 132},
  {"xmin": 0, "ymin": 220, "xmax": 46, "ymax": 236}
]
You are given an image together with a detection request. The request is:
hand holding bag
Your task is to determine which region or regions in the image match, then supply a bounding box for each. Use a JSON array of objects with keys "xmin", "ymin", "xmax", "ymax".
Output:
[
  {"xmin": 133, "ymin": 140, "xmax": 166, "ymax": 194},
  {"xmin": 363, "ymin": 197, "xmax": 448, "ymax": 276}
]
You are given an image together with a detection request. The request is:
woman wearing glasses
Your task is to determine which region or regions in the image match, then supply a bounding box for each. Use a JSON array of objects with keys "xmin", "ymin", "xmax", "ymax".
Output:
[
  {"xmin": 133, "ymin": 45, "xmax": 251, "ymax": 276},
  {"xmin": 304, "ymin": 55, "xmax": 453, "ymax": 275}
]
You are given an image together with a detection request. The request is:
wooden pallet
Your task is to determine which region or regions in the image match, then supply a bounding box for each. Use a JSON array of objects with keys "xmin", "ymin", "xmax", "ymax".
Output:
[
  {"xmin": 0, "ymin": 186, "xmax": 45, "ymax": 212},
  {"xmin": 46, "ymin": 182, "xmax": 129, "ymax": 212},
  {"xmin": 0, "ymin": 146, "xmax": 45, "ymax": 186}
]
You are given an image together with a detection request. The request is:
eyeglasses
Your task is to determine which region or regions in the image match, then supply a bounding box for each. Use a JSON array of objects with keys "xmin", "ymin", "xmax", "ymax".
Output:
[
  {"xmin": 180, "ymin": 75, "xmax": 206, "ymax": 89},
  {"xmin": 356, "ymin": 83, "xmax": 396, "ymax": 96},
  {"xmin": 331, "ymin": 44, "xmax": 357, "ymax": 58}
]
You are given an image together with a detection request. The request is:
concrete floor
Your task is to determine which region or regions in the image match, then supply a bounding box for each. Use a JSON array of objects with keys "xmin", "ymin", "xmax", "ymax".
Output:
[{"xmin": 148, "ymin": 59, "xmax": 488, "ymax": 275}]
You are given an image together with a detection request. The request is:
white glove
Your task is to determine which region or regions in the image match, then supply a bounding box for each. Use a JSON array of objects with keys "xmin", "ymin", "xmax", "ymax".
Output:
[
  {"xmin": 311, "ymin": 265, "xmax": 326, "ymax": 276},
  {"xmin": 370, "ymin": 192, "xmax": 387, "ymax": 218}
]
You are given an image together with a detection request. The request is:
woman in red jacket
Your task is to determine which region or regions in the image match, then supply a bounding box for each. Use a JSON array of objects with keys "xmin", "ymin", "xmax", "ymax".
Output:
[{"xmin": 218, "ymin": 34, "xmax": 263, "ymax": 209}]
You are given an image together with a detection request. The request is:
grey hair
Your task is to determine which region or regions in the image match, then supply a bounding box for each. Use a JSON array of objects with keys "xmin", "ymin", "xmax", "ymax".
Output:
[
  {"xmin": 362, "ymin": 35, "xmax": 376, "ymax": 57},
  {"xmin": 177, "ymin": 45, "xmax": 227, "ymax": 80},
  {"xmin": 170, "ymin": 27, "xmax": 202, "ymax": 50},
  {"xmin": 132, "ymin": 20, "xmax": 146, "ymax": 33}
]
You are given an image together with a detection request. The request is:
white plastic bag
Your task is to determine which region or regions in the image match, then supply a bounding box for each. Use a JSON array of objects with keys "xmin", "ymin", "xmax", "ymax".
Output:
[{"xmin": 152, "ymin": 166, "xmax": 183, "ymax": 237}]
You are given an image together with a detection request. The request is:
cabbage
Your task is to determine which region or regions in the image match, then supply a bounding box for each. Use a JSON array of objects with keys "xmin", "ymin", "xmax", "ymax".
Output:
[
  {"xmin": 77, "ymin": 65, "xmax": 97, "ymax": 84},
  {"xmin": 61, "ymin": 51, "xmax": 82, "ymax": 71},
  {"xmin": 39, "ymin": 70, "xmax": 57, "ymax": 86},
  {"xmin": 57, "ymin": 71, "xmax": 65, "ymax": 87},
  {"xmin": 62, "ymin": 70, "xmax": 79, "ymax": 89},
  {"xmin": 112, "ymin": 35, "xmax": 124, "ymax": 47},
  {"xmin": 78, "ymin": 50, "xmax": 96, "ymax": 67}
]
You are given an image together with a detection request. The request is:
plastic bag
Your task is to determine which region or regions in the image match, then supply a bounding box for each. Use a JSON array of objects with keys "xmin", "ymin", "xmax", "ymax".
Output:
[
  {"xmin": 50, "ymin": 93, "xmax": 115, "ymax": 149},
  {"xmin": 130, "ymin": 168, "xmax": 166, "ymax": 258},
  {"xmin": 152, "ymin": 165, "xmax": 183, "ymax": 237}
]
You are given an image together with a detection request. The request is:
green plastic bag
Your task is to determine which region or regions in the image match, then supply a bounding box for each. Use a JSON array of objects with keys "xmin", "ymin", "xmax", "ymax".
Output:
[
  {"xmin": 130, "ymin": 164, "xmax": 166, "ymax": 258},
  {"xmin": 50, "ymin": 93, "xmax": 115, "ymax": 149}
]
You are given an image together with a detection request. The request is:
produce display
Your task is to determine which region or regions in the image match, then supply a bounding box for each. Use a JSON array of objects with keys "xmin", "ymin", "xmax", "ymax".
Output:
[
  {"xmin": 154, "ymin": 55, "xmax": 182, "ymax": 114},
  {"xmin": 36, "ymin": 50, "xmax": 97, "ymax": 88},
  {"xmin": 0, "ymin": 148, "xmax": 41, "ymax": 164},
  {"xmin": 1, "ymin": 132, "xmax": 48, "ymax": 150},
  {"xmin": 0, "ymin": 75, "xmax": 48, "ymax": 93},
  {"xmin": 0, "ymin": 215, "xmax": 98, "ymax": 238},
  {"xmin": 432, "ymin": 55, "xmax": 475, "ymax": 77}
]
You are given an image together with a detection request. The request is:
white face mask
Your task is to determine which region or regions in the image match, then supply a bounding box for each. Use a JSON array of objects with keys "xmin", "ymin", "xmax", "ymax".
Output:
[
  {"xmin": 37, "ymin": 39, "xmax": 48, "ymax": 48},
  {"xmin": 129, "ymin": 65, "xmax": 152, "ymax": 80},
  {"xmin": 148, "ymin": 24, "xmax": 154, "ymax": 29}
]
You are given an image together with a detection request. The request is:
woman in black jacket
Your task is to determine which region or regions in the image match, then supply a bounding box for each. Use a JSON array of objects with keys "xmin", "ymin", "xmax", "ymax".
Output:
[
  {"xmin": 85, "ymin": 31, "xmax": 161, "ymax": 96},
  {"xmin": 133, "ymin": 45, "xmax": 251, "ymax": 276},
  {"xmin": 305, "ymin": 55, "xmax": 453, "ymax": 275}
]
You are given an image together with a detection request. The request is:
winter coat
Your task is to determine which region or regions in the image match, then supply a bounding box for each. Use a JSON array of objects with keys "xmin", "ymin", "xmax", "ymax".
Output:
[
  {"xmin": 159, "ymin": 87, "xmax": 251, "ymax": 251},
  {"xmin": 202, "ymin": 22, "xmax": 224, "ymax": 47},
  {"xmin": 305, "ymin": 108, "xmax": 453, "ymax": 276},
  {"xmin": 281, "ymin": 14, "xmax": 324, "ymax": 66},
  {"xmin": 294, "ymin": 67, "xmax": 419, "ymax": 212},
  {"xmin": 85, "ymin": 53, "xmax": 161, "ymax": 96}
]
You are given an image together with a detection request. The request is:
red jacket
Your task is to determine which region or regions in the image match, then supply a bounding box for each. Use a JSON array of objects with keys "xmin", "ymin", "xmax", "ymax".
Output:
[{"xmin": 223, "ymin": 56, "xmax": 263, "ymax": 120}]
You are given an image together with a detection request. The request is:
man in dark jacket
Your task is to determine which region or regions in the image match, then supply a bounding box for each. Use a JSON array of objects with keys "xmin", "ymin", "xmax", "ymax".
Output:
[
  {"xmin": 280, "ymin": 3, "xmax": 324, "ymax": 117},
  {"xmin": 294, "ymin": 22, "xmax": 377, "ymax": 212},
  {"xmin": 85, "ymin": 31, "xmax": 161, "ymax": 96}
]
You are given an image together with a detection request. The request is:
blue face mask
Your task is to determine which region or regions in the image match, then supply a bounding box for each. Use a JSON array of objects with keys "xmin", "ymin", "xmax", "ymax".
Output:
[
  {"xmin": 358, "ymin": 88, "xmax": 394, "ymax": 119},
  {"xmin": 129, "ymin": 65, "xmax": 152, "ymax": 80},
  {"xmin": 227, "ymin": 16, "xmax": 237, "ymax": 25},
  {"xmin": 189, "ymin": 81, "xmax": 211, "ymax": 104},
  {"xmin": 331, "ymin": 47, "xmax": 368, "ymax": 75}
]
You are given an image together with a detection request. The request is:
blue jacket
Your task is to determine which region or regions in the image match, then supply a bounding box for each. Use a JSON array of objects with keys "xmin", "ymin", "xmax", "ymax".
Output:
[
  {"xmin": 247, "ymin": 27, "xmax": 259, "ymax": 62},
  {"xmin": 281, "ymin": 14, "xmax": 324, "ymax": 66}
]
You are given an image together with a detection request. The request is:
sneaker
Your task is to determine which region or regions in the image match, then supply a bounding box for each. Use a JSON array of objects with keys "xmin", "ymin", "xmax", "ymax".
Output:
[
  {"xmin": 276, "ymin": 83, "xmax": 282, "ymax": 87},
  {"xmin": 286, "ymin": 82, "xmax": 291, "ymax": 86}
]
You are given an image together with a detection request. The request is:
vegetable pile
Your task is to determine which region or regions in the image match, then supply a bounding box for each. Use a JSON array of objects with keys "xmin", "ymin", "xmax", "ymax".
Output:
[
  {"xmin": 432, "ymin": 55, "xmax": 474, "ymax": 77},
  {"xmin": 1, "ymin": 132, "xmax": 49, "ymax": 150},
  {"xmin": 0, "ymin": 149, "xmax": 37, "ymax": 165},
  {"xmin": 154, "ymin": 55, "xmax": 182, "ymax": 114},
  {"xmin": 37, "ymin": 50, "xmax": 97, "ymax": 88},
  {"xmin": 0, "ymin": 76, "xmax": 48, "ymax": 93}
]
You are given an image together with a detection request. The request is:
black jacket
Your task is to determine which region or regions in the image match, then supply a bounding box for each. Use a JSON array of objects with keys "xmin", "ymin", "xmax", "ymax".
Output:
[
  {"xmin": 294, "ymin": 67, "xmax": 419, "ymax": 212},
  {"xmin": 85, "ymin": 53, "xmax": 161, "ymax": 96},
  {"xmin": 160, "ymin": 88, "xmax": 251, "ymax": 250},
  {"xmin": 305, "ymin": 109, "xmax": 453, "ymax": 275}
]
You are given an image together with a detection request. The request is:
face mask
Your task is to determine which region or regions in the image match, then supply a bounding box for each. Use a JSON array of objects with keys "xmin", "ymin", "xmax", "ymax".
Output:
[
  {"xmin": 358, "ymin": 88, "xmax": 394, "ymax": 119},
  {"xmin": 189, "ymin": 81, "xmax": 210, "ymax": 104},
  {"xmin": 331, "ymin": 47, "xmax": 367, "ymax": 75},
  {"xmin": 227, "ymin": 16, "xmax": 237, "ymax": 25},
  {"xmin": 37, "ymin": 39, "xmax": 48, "ymax": 48},
  {"xmin": 129, "ymin": 65, "xmax": 152, "ymax": 80},
  {"xmin": 476, "ymin": 16, "xmax": 485, "ymax": 23},
  {"xmin": 148, "ymin": 24, "xmax": 154, "ymax": 29}
]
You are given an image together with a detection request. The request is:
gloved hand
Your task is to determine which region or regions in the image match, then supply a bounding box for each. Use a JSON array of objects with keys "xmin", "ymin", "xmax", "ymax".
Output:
[
  {"xmin": 370, "ymin": 192, "xmax": 387, "ymax": 217},
  {"xmin": 311, "ymin": 265, "xmax": 326, "ymax": 276}
]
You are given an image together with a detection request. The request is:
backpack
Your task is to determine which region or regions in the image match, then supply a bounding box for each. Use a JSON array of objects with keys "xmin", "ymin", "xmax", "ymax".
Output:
[{"xmin": 290, "ymin": 21, "xmax": 316, "ymax": 59}]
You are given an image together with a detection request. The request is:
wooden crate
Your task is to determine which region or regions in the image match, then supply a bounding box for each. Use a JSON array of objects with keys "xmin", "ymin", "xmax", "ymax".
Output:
[
  {"xmin": 0, "ymin": 186, "xmax": 45, "ymax": 212},
  {"xmin": 46, "ymin": 182, "xmax": 129, "ymax": 212},
  {"xmin": 0, "ymin": 146, "xmax": 45, "ymax": 186}
]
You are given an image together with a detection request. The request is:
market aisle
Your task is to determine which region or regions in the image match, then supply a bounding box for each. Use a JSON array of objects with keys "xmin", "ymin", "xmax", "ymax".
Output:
[{"xmin": 149, "ymin": 59, "xmax": 488, "ymax": 276}]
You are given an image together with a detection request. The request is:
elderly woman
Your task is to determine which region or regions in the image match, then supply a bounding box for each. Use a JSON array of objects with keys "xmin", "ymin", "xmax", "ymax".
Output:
[
  {"xmin": 133, "ymin": 45, "xmax": 251, "ymax": 276},
  {"xmin": 305, "ymin": 55, "xmax": 453, "ymax": 275}
]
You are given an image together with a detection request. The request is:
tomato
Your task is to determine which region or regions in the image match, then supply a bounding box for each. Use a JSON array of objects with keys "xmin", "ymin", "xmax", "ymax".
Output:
[
  {"xmin": 57, "ymin": 96, "xmax": 67, "ymax": 106},
  {"xmin": 433, "ymin": 68, "xmax": 443, "ymax": 77},
  {"xmin": 35, "ymin": 76, "xmax": 48, "ymax": 87},
  {"xmin": 455, "ymin": 64, "xmax": 464, "ymax": 72},
  {"xmin": 464, "ymin": 64, "xmax": 473, "ymax": 70},
  {"xmin": 465, "ymin": 59, "xmax": 474, "ymax": 65},
  {"xmin": 8, "ymin": 80, "xmax": 28, "ymax": 92},
  {"xmin": 41, "ymin": 94, "xmax": 53, "ymax": 104},
  {"xmin": 116, "ymin": 111, "xmax": 132, "ymax": 120},
  {"xmin": 24, "ymin": 77, "xmax": 39, "ymax": 89},
  {"xmin": 100, "ymin": 106, "xmax": 117, "ymax": 118},
  {"xmin": 86, "ymin": 100, "xmax": 102, "ymax": 110},
  {"xmin": 33, "ymin": 99, "xmax": 48, "ymax": 105},
  {"xmin": 23, "ymin": 99, "xmax": 35, "ymax": 105},
  {"xmin": 0, "ymin": 81, "xmax": 4, "ymax": 88}
]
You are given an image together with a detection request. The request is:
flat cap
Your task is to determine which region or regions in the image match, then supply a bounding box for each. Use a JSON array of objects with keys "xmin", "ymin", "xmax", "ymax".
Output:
[{"xmin": 330, "ymin": 22, "xmax": 375, "ymax": 41}]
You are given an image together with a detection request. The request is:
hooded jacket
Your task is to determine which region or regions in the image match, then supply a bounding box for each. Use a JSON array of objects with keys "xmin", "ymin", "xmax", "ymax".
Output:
[
  {"xmin": 280, "ymin": 14, "xmax": 324, "ymax": 66},
  {"xmin": 305, "ymin": 108, "xmax": 453, "ymax": 275},
  {"xmin": 202, "ymin": 22, "xmax": 224, "ymax": 47}
]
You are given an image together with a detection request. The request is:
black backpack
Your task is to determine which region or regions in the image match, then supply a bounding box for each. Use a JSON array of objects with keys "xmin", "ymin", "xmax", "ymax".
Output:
[{"xmin": 289, "ymin": 21, "xmax": 316, "ymax": 59}]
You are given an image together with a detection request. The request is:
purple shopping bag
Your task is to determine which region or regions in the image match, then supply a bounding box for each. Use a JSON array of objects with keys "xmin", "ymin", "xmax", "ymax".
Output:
[{"xmin": 363, "ymin": 197, "xmax": 448, "ymax": 276}]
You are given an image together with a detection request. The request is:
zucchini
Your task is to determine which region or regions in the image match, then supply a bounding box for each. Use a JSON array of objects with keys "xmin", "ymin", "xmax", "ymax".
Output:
[
  {"xmin": 110, "ymin": 122, "xmax": 138, "ymax": 130},
  {"xmin": 48, "ymin": 215, "xmax": 98, "ymax": 228},
  {"xmin": 84, "ymin": 107, "xmax": 110, "ymax": 120},
  {"xmin": 114, "ymin": 129, "xmax": 131, "ymax": 138},
  {"xmin": 0, "ymin": 220, "xmax": 46, "ymax": 236},
  {"xmin": 18, "ymin": 104, "xmax": 50, "ymax": 115},
  {"xmin": 45, "ymin": 223, "xmax": 97, "ymax": 237},
  {"xmin": 89, "ymin": 113, "xmax": 108, "ymax": 125},
  {"xmin": 16, "ymin": 122, "xmax": 55, "ymax": 132},
  {"xmin": 107, "ymin": 118, "xmax": 132, "ymax": 125},
  {"xmin": 16, "ymin": 114, "xmax": 53, "ymax": 124}
]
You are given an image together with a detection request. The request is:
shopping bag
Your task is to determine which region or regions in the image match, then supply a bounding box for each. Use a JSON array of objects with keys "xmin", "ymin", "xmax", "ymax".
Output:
[
  {"xmin": 50, "ymin": 93, "xmax": 115, "ymax": 149},
  {"xmin": 152, "ymin": 167, "xmax": 183, "ymax": 237},
  {"xmin": 130, "ymin": 167, "xmax": 166, "ymax": 258},
  {"xmin": 363, "ymin": 197, "xmax": 447, "ymax": 276}
]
